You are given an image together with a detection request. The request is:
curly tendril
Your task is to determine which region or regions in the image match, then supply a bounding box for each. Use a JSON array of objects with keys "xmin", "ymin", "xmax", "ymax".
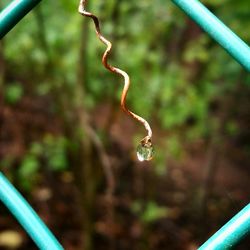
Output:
[{"xmin": 78, "ymin": 0, "xmax": 154, "ymax": 160}]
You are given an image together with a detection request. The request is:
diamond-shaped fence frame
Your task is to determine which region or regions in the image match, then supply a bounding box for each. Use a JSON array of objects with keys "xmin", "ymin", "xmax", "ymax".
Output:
[{"xmin": 0, "ymin": 0, "xmax": 250, "ymax": 249}]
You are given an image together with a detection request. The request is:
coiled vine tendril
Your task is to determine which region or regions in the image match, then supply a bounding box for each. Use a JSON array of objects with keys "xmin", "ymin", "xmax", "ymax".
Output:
[{"xmin": 78, "ymin": 0, "xmax": 154, "ymax": 161}]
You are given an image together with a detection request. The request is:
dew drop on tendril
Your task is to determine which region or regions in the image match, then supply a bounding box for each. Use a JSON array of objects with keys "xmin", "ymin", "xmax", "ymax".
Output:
[{"xmin": 136, "ymin": 141, "xmax": 154, "ymax": 162}]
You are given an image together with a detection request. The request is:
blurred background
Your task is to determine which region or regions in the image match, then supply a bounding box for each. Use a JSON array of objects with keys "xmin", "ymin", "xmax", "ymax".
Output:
[{"xmin": 0, "ymin": 0, "xmax": 250, "ymax": 249}]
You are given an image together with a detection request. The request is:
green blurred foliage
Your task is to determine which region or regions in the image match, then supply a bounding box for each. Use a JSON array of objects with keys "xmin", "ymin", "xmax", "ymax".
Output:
[
  {"xmin": 4, "ymin": 83, "xmax": 23, "ymax": 104},
  {"xmin": 17, "ymin": 136, "xmax": 68, "ymax": 191},
  {"xmin": 1, "ymin": 0, "xmax": 249, "ymax": 190},
  {"xmin": 132, "ymin": 201, "xmax": 168, "ymax": 224},
  {"xmin": 18, "ymin": 154, "xmax": 39, "ymax": 191}
]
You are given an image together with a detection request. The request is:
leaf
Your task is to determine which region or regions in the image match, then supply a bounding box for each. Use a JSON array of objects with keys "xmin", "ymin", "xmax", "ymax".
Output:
[
  {"xmin": 132, "ymin": 201, "xmax": 168, "ymax": 223},
  {"xmin": 4, "ymin": 83, "xmax": 23, "ymax": 104},
  {"xmin": 19, "ymin": 155, "xmax": 39, "ymax": 178},
  {"xmin": 141, "ymin": 202, "xmax": 168, "ymax": 223}
]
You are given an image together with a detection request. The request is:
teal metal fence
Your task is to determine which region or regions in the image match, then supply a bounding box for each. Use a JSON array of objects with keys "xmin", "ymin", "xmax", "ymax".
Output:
[
  {"xmin": 0, "ymin": 0, "xmax": 41, "ymax": 39},
  {"xmin": 0, "ymin": 173, "xmax": 63, "ymax": 250},
  {"xmin": 199, "ymin": 203, "xmax": 250, "ymax": 249},
  {"xmin": 1, "ymin": 0, "xmax": 250, "ymax": 249},
  {"xmin": 172, "ymin": 0, "xmax": 250, "ymax": 72}
]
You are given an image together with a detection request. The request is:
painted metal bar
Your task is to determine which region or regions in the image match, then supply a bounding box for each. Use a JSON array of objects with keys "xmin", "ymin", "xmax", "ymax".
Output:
[
  {"xmin": 0, "ymin": 0, "xmax": 42, "ymax": 39},
  {"xmin": 172, "ymin": 0, "xmax": 250, "ymax": 72},
  {"xmin": 0, "ymin": 172, "xmax": 64, "ymax": 250},
  {"xmin": 199, "ymin": 203, "xmax": 250, "ymax": 249}
]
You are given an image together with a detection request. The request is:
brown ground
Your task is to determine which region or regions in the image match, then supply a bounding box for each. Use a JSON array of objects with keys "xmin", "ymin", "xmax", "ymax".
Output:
[{"xmin": 0, "ymin": 94, "xmax": 249, "ymax": 250}]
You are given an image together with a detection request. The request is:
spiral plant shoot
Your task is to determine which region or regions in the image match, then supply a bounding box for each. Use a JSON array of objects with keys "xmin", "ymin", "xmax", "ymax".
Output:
[{"xmin": 78, "ymin": 0, "xmax": 154, "ymax": 161}]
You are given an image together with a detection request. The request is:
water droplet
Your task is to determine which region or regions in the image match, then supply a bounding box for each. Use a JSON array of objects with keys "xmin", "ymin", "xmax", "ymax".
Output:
[{"xmin": 136, "ymin": 141, "xmax": 154, "ymax": 161}]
